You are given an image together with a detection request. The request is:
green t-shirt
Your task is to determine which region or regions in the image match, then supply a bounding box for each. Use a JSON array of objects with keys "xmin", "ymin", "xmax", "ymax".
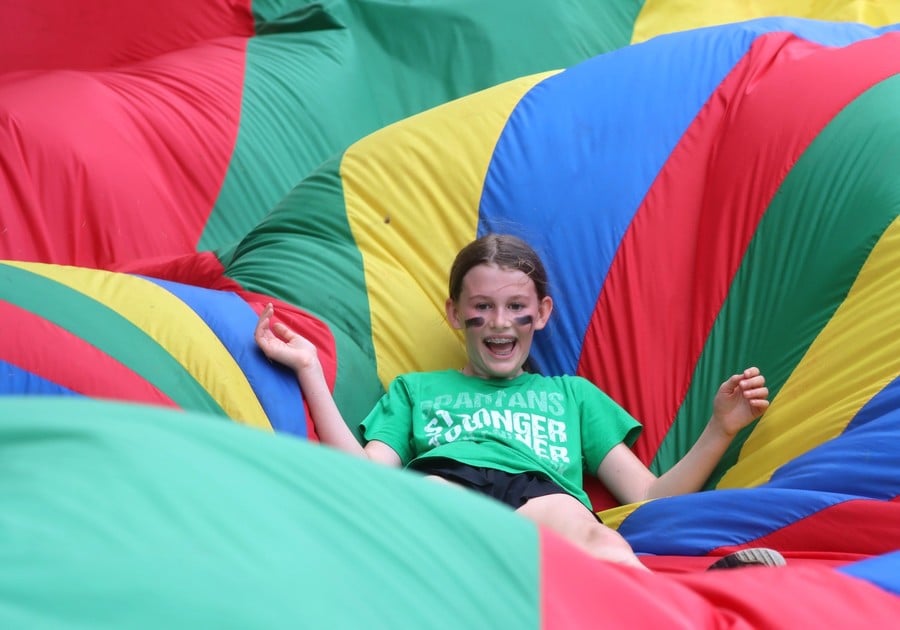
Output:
[{"xmin": 360, "ymin": 370, "xmax": 642, "ymax": 509}]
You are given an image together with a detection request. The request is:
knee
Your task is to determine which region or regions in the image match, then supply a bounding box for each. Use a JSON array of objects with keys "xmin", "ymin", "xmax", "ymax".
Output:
[
  {"xmin": 578, "ymin": 523, "xmax": 646, "ymax": 570},
  {"xmin": 583, "ymin": 522, "xmax": 631, "ymax": 553}
]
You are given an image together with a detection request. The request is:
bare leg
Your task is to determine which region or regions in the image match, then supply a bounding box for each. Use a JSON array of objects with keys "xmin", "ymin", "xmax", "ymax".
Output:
[
  {"xmin": 423, "ymin": 474, "xmax": 459, "ymax": 486},
  {"xmin": 517, "ymin": 493, "xmax": 648, "ymax": 571}
]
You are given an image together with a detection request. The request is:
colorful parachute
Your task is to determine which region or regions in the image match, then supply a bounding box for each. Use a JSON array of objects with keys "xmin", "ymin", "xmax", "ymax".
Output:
[{"xmin": 2, "ymin": 1, "xmax": 900, "ymax": 626}]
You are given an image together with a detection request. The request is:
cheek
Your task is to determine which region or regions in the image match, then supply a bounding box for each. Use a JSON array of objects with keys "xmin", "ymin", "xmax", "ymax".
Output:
[
  {"xmin": 513, "ymin": 315, "xmax": 533, "ymax": 327},
  {"xmin": 464, "ymin": 317, "xmax": 485, "ymax": 328}
]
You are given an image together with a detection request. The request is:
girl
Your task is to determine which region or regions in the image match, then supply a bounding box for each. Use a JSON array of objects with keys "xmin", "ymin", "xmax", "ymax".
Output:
[{"xmin": 255, "ymin": 234, "xmax": 775, "ymax": 570}]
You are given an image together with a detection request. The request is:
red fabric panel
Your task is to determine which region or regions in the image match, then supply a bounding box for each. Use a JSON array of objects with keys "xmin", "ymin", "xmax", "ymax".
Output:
[
  {"xmin": 244, "ymin": 294, "xmax": 333, "ymax": 443},
  {"xmin": 539, "ymin": 528, "xmax": 900, "ymax": 628},
  {"xmin": 578, "ymin": 32, "xmax": 900, "ymax": 464},
  {"xmin": 0, "ymin": 39, "xmax": 247, "ymax": 268},
  {"xmin": 112, "ymin": 251, "xmax": 244, "ymax": 290},
  {"xmin": 0, "ymin": 1, "xmax": 253, "ymax": 73},
  {"xmin": 583, "ymin": 475, "xmax": 618, "ymax": 512},
  {"xmin": 667, "ymin": 566, "xmax": 900, "ymax": 628},
  {"xmin": 539, "ymin": 529, "xmax": 717, "ymax": 628},
  {"xmin": 710, "ymin": 497, "xmax": 900, "ymax": 557},
  {"xmin": 114, "ymin": 250, "xmax": 336, "ymax": 442},
  {"xmin": 640, "ymin": 552, "xmax": 858, "ymax": 574},
  {"xmin": 0, "ymin": 299, "xmax": 176, "ymax": 406},
  {"xmin": 114, "ymin": 251, "xmax": 338, "ymax": 413}
]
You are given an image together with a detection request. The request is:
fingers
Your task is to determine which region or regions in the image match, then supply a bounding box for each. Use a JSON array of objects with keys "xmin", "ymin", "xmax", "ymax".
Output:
[
  {"xmin": 721, "ymin": 367, "xmax": 769, "ymax": 403},
  {"xmin": 254, "ymin": 302, "xmax": 306, "ymax": 351},
  {"xmin": 254, "ymin": 303, "xmax": 274, "ymax": 339},
  {"xmin": 255, "ymin": 303, "xmax": 294, "ymax": 345},
  {"xmin": 737, "ymin": 367, "xmax": 765, "ymax": 390},
  {"xmin": 255, "ymin": 302, "xmax": 301, "ymax": 343},
  {"xmin": 744, "ymin": 384, "xmax": 769, "ymax": 399},
  {"xmin": 739, "ymin": 367, "xmax": 769, "ymax": 408},
  {"xmin": 272, "ymin": 321, "xmax": 295, "ymax": 341}
]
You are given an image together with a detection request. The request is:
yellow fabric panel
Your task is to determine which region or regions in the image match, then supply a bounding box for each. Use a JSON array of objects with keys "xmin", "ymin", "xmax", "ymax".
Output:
[
  {"xmin": 7, "ymin": 262, "xmax": 272, "ymax": 431},
  {"xmin": 598, "ymin": 500, "xmax": 649, "ymax": 530},
  {"xmin": 633, "ymin": 0, "xmax": 900, "ymax": 43},
  {"xmin": 343, "ymin": 71, "xmax": 558, "ymax": 386},
  {"xmin": 719, "ymin": 216, "xmax": 900, "ymax": 488}
]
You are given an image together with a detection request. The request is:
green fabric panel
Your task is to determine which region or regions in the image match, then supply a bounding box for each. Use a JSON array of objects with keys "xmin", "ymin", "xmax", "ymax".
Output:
[
  {"xmin": 199, "ymin": 26, "xmax": 360, "ymax": 250},
  {"xmin": 199, "ymin": 0, "xmax": 644, "ymax": 251},
  {"xmin": 211, "ymin": 0, "xmax": 644, "ymax": 424},
  {"xmin": 0, "ymin": 397, "xmax": 539, "ymax": 629},
  {"xmin": 221, "ymin": 159, "xmax": 382, "ymax": 432},
  {"xmin": 652, "ymin": 76, "xmax": 900, "ymax": 481},
  {"xmin": 0, "ymin": 264, "xmax": 224, "ymax": 415}
]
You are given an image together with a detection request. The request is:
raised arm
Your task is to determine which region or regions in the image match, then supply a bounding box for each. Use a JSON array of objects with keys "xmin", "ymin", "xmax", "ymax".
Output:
[
  {"xmin": 254, "ymin": 304, "xmax": 400, "ymax": 466},
  {"xmin": 597, "ymin": 367, "xmax": 769, "ymax": 504}
]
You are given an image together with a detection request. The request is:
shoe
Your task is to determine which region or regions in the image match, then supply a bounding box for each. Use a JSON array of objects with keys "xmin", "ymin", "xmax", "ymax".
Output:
[{"xmin": 706, "ymin": 547, "xmax": 786, "ymax": 570}]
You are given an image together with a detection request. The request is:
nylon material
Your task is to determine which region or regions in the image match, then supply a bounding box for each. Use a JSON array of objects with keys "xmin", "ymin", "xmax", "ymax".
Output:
[
  {"xmin": 199, "ymin": 31, "xmax": 362, "ymax": 250},
  {"xmin": 544, "ymin": 525, "xmax": 900, "ymax": 628},
  {"xmin": 1, "ymin": 1, "xmax": 253, "ymax": 72},
  {"xmin": 142, "ymin": 278, "xmax": 305, "ymax": 435},
  {"xmin": 481, "ymin": 32, "xmax": 755, "ymax": 378},
  {"xmin": 621, "ymin": 494, "xmax": 900, "ymax": 558},
  {"xmin": 539, "ymin": 529, "xmax": 720, "ymax": 628},
  {"xmin": 710, "ymin": 499, "xmax": 900, "ymax": 557},
  {"xmin": 661, "ymin": 555, "xmax": 900, "ymax": 627},
  {"xmin": 597, "ymin": 500, "xmax": 649, "ymax": 530},
  {"xmin": 0, "ymin": 360, "xmax": 77, "ymax": 396},
  {"xmin": 582, "ymin": 32, "xmax": 815, "ymax": 468},
  {"xmin": 223, "ymin": 162, "xmax": 382, "ymax": 429},
  {"xmin": 0, "ymin": 40, "xmax": 245, "ymax": 268},
  {"xmin": 343, "ymin": 74, "xmax": 550, "ymax": 386},
  {"xmin": 621, "ymin": 487, "xmax": 847, "ymax": 555},
  {"xmin": 722, "ymin": 217, "xmax": 900, "ymax": 488},
  {"xmin": 693, "ymin": 72, "xmax": 900, "ymax": 483},
  {"xmin": 0, "ymin": 262, "xmax": 222, "ymax": 413},
  {"xmin": 765, "ymin": 406, "xmax": 899, "ymax": 499},
  {"xmin": 5, "ymin": 261, "xmax": 269, "ymax": 429},
  {"xmin": 652, "ymin": 37, "xmax": 900, "ymax": 478},
  {"xmin": 0, "ymin": 299, "xmax": 175, "ymax": 404},
  {"xmin": 846, "ymin": 375, "xmax": 900, "ymax": 431},
  {"xmin": 0, "ymin": 398, "xmax": 539, "ymax": 628},
  {"xmin": 5, "ymin": 4, "xmax": 900, "ymax": 610},
  {"xmin": 206, "ymin": 1, "xmax": 637, "ymax": 253},
  {"xmin": 634, "ymin": 2, "xmax": 900, "ymax": 44},
  {"xmin": 840, "ymin": 551, "xmax": 900, "ymax": 597}
]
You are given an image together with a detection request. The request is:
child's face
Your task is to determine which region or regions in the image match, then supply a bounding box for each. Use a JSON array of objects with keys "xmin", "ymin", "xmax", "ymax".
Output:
[{"xmin": 445, "ymin": 263, "xmax": 553, "ymax": 379}]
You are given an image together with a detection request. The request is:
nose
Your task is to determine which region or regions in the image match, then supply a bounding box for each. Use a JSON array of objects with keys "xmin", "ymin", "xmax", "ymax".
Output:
[{"xmin": 488, "ymin": 309, "xmax": 512, "ymax": 329}]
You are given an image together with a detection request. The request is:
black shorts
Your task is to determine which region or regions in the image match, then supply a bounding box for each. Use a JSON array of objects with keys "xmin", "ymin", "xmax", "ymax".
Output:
[{"xmin": 409, "ymin": 457, "xmax": 601, "ymax": 523}]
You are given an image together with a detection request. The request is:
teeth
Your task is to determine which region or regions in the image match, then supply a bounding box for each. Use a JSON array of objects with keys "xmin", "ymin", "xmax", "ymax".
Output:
[{"xmin": 485, "ymin": 338, "xmax": 515, "ymax": 357}]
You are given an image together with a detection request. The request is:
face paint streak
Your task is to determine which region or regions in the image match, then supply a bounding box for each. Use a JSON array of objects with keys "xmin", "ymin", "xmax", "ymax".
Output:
[
  {"xmin": 513, "ymin": 315, "xmax": 533, "ymax": 326},
  {"xmin": 464, "ymin": 317, "xmax": 485, "ymax": 328}
]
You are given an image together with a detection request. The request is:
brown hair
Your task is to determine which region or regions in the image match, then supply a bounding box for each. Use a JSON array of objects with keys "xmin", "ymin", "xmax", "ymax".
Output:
[{"xmin": 448, "ymin": 234, "xmax": 549, "ymax": 302}]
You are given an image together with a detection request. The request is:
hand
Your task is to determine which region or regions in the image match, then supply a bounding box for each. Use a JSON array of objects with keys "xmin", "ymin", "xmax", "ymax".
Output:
[
  {"xmin": 254, "ymin": 303, "xmax": 319, "ymax": 373},
  {"xmin": 710, "ymin": 366, "xmax": 769, "ymax": 437}
]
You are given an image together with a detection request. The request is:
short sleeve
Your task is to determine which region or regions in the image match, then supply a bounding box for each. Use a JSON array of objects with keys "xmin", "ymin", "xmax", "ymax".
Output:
[
  {"xmin": 359, "ymin": 376, "xmax": 415, "ymax": 464},
  {"xmin": 576, "ymin": 377, "xmax": 642, "ymax": 474}
]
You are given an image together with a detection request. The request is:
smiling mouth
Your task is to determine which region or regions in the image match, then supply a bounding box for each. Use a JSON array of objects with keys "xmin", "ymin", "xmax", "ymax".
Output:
[{"xmin": 484, "ymin": 337, "xmax": 516, "ymax": 357}]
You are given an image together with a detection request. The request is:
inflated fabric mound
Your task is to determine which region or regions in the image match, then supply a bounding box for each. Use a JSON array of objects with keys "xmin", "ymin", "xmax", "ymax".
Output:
[
  {"xmin": 2, "ymin": 1, "xmax": 900, "ymax": 627},
  {"xmin": 3, "ymin": 397, "xmax": 899, "ymax": 628}
]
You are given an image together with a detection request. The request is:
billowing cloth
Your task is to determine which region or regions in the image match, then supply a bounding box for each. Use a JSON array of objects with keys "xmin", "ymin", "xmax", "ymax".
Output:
[
  {"xmin": 0, "ymin": 259, "xmax": 318, "ymax": 436},
  {"xmin": 0, "ymin": 0, "xmax": 640, "ymax": 267},
  {"xmin": 2, "ymin": 397, "xmax": 899, "ymax": 628},
  {"xmin": 2, "ymin": 0, "xmax": 900, "ymax": 626}
]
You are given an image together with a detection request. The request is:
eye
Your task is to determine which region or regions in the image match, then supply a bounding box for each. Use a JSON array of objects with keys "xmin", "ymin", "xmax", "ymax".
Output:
[
  {"xmin": 509, "ymin": 302, "xmax": 525, "ymax": 311},
  {"xmin": 475, "ymin": 302, "xmax": 492, "ymax": 311}
]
